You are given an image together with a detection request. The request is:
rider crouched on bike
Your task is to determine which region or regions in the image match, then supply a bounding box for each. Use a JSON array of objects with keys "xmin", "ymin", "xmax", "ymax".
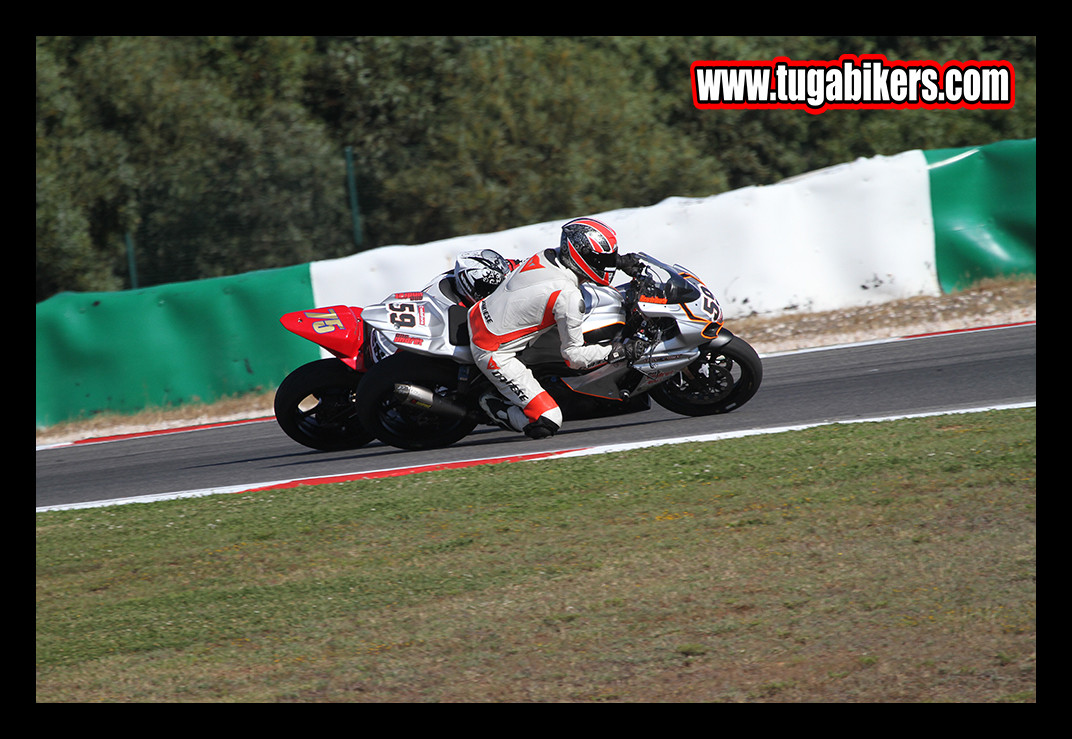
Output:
[{"xmin": 467, "ymin": 217, "xmax": 650, "ymax": 439}]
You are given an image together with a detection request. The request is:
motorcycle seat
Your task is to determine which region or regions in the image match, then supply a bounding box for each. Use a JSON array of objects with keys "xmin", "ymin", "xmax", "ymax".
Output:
[{"xmin": 448, "ymin": 304, "xmax": 470, "ymax": 346}]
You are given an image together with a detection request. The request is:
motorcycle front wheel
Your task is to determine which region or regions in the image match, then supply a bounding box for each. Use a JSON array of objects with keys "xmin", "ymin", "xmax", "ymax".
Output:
[
  {"xmin": 355, "ymin": 352, "xmax": 479, "ymax": 451},
  {"xmin": 649, "ymin": 332, "xmax": 763, "ymax": 416},
  {"xmin": 274, "ymin": 358, "xmax": 374, "ymax": 451}
]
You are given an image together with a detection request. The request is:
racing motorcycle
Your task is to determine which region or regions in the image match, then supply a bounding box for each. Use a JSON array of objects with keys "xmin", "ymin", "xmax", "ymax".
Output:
[{"xmin": 274, "ymin": 253, "xmax": 762, "ymax": 452}]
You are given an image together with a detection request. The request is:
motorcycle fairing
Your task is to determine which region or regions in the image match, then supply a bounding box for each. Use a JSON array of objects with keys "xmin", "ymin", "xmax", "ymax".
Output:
[
  {"xmin": 279, "ymin": 305, "xmax": 367, "ymax": 371},
  {"xmin": 629, "ymin": 255, "xmax": 724, "ymax": 344},
  {"xmin": 360, "ymin": 291, "xmax": 475, "ymax": 363}
]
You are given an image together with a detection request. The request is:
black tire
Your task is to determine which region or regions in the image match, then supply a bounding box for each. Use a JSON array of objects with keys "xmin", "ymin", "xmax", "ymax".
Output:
[
  {"xmin": 274, "ymin": 359, "xmax": 374, "ymax": 451},
  {"xmin": 649, "ymin": 332, "xmax": 762, "ymax": 416},
  {"xmin": 355, "ymin": 352, "xmax": 479, "ymax": 450}
]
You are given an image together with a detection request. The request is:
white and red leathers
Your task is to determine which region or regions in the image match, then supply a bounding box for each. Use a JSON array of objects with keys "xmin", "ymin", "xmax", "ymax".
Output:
[{"xmin": 467, "ymin": 248, "xmax": 613, "ymax": 434}]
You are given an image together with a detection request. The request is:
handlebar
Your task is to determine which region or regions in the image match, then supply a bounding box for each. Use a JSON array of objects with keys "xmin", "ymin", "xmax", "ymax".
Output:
[{"xmin": 626, "ymin": 254, "xmax": 701, "ymax": 305}]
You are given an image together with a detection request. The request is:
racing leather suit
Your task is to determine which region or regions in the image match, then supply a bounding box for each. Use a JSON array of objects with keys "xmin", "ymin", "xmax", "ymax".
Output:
[{"xmin": 467, "ymin": 249, "xmax": 613, "ymax": 433}]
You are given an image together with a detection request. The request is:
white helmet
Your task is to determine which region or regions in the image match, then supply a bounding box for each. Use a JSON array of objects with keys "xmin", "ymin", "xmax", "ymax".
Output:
[{"xmin": 453, "ymin": 249, "xmax": 513, "ymax": 305}]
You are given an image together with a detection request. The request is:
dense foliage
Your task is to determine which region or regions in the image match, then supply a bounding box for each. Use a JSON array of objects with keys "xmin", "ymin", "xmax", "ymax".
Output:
[{"xmin": 36, "ymin": 36, "xmax": 1036, "ymax": 301}]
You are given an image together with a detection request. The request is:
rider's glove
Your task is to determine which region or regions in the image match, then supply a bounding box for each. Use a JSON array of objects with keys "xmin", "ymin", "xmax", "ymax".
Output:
[
  {"xmin": 609, "ymin": 338, "xmax": 653, "ymax": 363},
  {"xmin": 617, "ymin": 252, "xmax": 645, "ymax": 278}
]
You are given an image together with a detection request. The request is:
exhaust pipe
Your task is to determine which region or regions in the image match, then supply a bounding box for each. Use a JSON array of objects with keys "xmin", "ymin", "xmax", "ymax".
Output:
[{"xmin": 393, "ymin": 383, "xmax": 470, "ymax": 419}]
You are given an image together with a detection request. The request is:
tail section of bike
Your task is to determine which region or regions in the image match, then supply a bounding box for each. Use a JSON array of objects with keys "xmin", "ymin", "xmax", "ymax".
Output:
[
  {"xmin": 275, "ymin": 305, "xmax": 373, "ymax": 451},
  {"xmin": 279, "ymin": 305, "xmax": 368, "ymax": 371}
]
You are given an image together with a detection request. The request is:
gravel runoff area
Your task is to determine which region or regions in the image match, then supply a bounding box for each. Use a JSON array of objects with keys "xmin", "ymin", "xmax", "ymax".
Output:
[{"xmin": 36, "ymin": 278, "xmax": 1035, "ymax": 447}]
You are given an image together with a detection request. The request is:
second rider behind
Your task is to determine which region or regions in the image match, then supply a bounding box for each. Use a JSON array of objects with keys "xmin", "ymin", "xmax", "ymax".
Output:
[
  {"xmin": 467, "ymin": 217, "xmax": 650, "ymax": 440},
  {"xmin": 423, "ymin": 248, "xmax": 518, "ymax": 308}
]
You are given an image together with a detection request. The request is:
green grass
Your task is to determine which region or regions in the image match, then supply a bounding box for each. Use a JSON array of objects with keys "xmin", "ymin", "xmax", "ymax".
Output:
[{"xmin": 36, "ymin": 409, "xmax": 1036, "ymax": 702}]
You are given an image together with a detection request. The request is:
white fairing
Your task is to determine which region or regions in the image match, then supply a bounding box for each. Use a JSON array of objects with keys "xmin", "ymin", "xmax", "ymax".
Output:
[{"xmin": 361, "ymin": 291, "xmax": 473, "ymax": 364}]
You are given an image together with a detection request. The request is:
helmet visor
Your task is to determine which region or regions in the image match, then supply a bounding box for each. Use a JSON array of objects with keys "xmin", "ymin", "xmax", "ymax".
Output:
[{"xmin": 568, "ymin": 242, "xmax": 617, "ymax": 284}]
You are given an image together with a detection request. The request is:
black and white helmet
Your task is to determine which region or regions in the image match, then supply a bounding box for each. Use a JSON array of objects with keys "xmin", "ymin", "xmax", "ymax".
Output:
[{"xmin": 453, "ymin": 249, "xmax": 513, "ymax": 305}]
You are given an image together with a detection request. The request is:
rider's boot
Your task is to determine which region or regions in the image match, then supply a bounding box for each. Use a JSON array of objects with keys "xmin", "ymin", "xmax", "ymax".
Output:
[{"xmin": 479, "ymin": 393, "xmax": 529, "ymax": 433}]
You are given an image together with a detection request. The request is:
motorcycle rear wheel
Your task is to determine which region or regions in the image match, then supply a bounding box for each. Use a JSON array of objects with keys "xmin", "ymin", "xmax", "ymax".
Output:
[
  {"xmin": 274, "ymin": 359, "xmax": 374, "ymax": 451},
  {"xmin": 649, "ymin": 333, "xmax": 762, "ymax": 416},
  {"xmin": 355, "ymin": 352, "xmax": 479, "ymax": 450}
]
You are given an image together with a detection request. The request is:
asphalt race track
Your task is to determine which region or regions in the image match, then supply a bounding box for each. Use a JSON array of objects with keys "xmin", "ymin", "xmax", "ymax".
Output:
[{"xmin": 36, "ymin": 323, "xmax": 1036, "ymax": 512}]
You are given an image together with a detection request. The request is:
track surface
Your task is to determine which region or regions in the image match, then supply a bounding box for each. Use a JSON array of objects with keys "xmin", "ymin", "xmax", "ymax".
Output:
[{"xmin": 36, "ymin": 323, "xmax": 1036, "ymax": 511}]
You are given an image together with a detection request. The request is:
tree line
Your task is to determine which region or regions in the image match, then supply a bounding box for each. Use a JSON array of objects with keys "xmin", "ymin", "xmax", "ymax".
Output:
[{"xmin": 36, "ymin": 36, "xmax": 1037, "ymax": 302}]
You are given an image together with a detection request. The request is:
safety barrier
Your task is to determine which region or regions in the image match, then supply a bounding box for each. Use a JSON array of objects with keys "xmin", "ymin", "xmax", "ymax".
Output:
[
  {"xmin": 924, "ymin": 138, "xmax": 1036, "ymax": 292},
  {"xmin": 36, "ymin": 265, "xmax": 319, "ymax": 426}
]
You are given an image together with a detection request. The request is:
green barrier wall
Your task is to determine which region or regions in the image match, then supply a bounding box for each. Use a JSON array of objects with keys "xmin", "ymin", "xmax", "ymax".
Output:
[
  {"xmin": 36, "ymin": 265, "xmax": 319, "ymax": 427},
  {"xmin": 925, "ymin": 138, "xmax": 1036, "ymax": 293}
]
